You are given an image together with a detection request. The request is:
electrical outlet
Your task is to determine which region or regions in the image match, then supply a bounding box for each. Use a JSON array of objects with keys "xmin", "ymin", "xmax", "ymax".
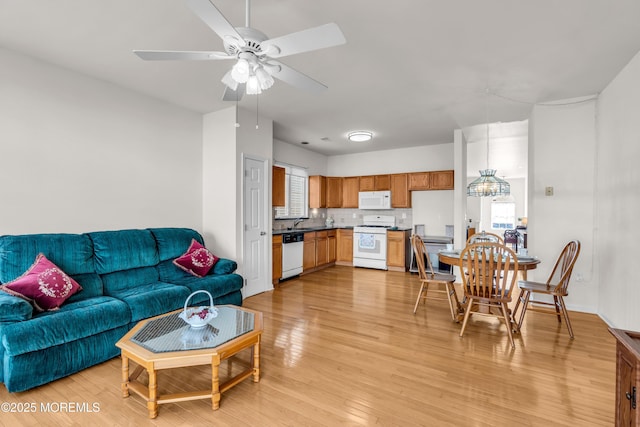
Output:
[
  {"xmin": 352, "ymin": 213, "xmax": 357, "ymax": 219},
  {"xmin": 545, "ymin": 186, "xmax": 554, "ymax": 196}
]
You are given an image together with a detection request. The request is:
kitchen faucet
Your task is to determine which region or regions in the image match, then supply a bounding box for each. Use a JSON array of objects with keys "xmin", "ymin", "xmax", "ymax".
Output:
[{"xmin": 292, "ymin": 218, "xmax": 304, "ymax": 229}]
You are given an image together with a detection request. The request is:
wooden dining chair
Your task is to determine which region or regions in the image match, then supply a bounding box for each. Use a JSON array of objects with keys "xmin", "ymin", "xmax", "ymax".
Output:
[
  {"xmin": 513, "ymin": 240, "xmax": 581, "ymax": 338},
  {"xmin": 459, "ymin": 242, "xmax": 519, "ymax": 348},
  {"xmin": 411, "ymin": 235, "xmax": 462, "ymax": 321},
  {"xmin": 466, "ymin": 231, "xmax": 504, "ymax": 245}
]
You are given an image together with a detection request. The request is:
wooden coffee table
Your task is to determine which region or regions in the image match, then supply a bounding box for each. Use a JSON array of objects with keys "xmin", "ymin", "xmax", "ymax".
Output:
[{"xmin": 115, "ymin": 305, "xmax": 263, "ymax": 418}]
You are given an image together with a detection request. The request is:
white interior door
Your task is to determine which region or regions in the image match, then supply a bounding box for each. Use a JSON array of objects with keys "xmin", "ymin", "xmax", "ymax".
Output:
[{"xmin": 242, "ymin": 156, "xmax": 270, "ymax": 297}]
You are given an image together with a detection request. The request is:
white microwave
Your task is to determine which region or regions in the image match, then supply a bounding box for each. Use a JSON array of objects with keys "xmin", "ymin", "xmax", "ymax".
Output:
[{"xmin": 358, "ymin": 191, "xmax": 391, "ymax": 210}]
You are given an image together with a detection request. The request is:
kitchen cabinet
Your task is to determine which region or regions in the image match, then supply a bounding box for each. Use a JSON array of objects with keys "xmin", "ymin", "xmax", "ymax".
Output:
[
  {"xmin": 316, "ymin": 231, "xmax": 329, "ymax": 266},
  {"xmin": 610, "ymin": 328, "xmax": 640, "ymax": 426},
  {"xmin": 359, "ymin": 174, "xmax": 390, "ymax": 191},
  {"xmin": 272, "ymin": 166, "xmax": 286, "ymax": 207},
  {"xmin": 408, "ymin": 172, "xmax": 430, "ymax": 191},
  {"xmin": 326, "ymin": 177, "xmax": 343, "ymax": 208},
  {"xmin": 408, "ymin": 170, "xmax": 454, "ymax": 191},
  {"xmin": 302, "ymin": 230, "xmax": 337, "ymax": 274},
  {"xmin": 328, "ymin": 230, "xmax": 337, "ymax": 263},
  {"xmin": 430, "ymin": 170, "xmax": 454, "ymax": 190},
  {"xmin": 303, "ymin": 232, "xmax": 317, "ymax": 271},
  {"xmin": 309, "ymin": 175, "xmax": 327, "ymax": 208},
  {"xmin": 390, "ymin": 173, "xmax": 411, "ymax": 208},
  {"xmin": 336, "ymin": 229, "xmax": 353, "ymax": 265},
  {"xmin": 342, "ymin": 176, "xmax": 360, "ymax": 208},
  {"xmin": 272, "ymin": 235, "xmax": 282, "ymax": 285},
  {"xmin": 387, "ymin": 230, "xmax": 410, "ymax": 271}
]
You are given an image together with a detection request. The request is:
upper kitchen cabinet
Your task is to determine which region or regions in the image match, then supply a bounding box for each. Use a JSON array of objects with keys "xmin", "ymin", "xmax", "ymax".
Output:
[
  {"xmin": 408, "ymin": 172, "xmax": 430, "ymax": 191},
  {"xmin": 272, "ymin": 166, "xmax": 286, "ymax": 207},
  {"xmin": 390, "ymin": 173, "xmax": 411, "ymax": 208},
  {"xmin": 342, "ymin": 176, "xmax": 360, "ymax": 208},
  {"xmin": 309, "ymin": 175, "xmax": 327, "ymax": 208},
  {"xmin": 430, "ymin": 170, "xmax": 454, "ymax": 190},
  {"xmin": 360, "ymin": 174, "xmax": 390, "ymax": 191},
  {"xmin": 326, "ymin": 177, "xmax": 343, "ymax": 208},
  {"xmin": 408, "ymin": 170, "xmax": 454, "ymax": 191}
]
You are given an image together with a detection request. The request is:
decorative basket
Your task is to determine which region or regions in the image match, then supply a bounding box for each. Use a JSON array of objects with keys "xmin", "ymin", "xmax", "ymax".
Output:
[{"xmin": 178, "ymin": 290, "xmax": 218, "ymax": 329}]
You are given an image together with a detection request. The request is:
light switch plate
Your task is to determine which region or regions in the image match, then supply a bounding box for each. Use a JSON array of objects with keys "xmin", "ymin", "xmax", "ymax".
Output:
[{"xmin": 545, "ymin": 186, "xmax": 554, "ymax": 196}]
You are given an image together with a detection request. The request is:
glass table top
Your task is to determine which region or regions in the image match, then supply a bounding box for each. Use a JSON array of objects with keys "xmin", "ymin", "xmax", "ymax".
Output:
[{"xmin": 131, "ymin": 306, "xmax": 255, "ymax": 353}]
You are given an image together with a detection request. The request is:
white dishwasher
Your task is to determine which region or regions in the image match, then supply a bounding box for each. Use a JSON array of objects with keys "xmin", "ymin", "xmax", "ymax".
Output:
[{"xmin": 281, "ymin": 232, "xmax": 304, "ymax": 279}]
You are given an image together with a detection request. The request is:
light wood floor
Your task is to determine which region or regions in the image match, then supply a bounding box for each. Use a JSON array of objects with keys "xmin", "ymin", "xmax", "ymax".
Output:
[{"xmin": 0, "ymin": 266, "xmax": 616, "ymax": 426}]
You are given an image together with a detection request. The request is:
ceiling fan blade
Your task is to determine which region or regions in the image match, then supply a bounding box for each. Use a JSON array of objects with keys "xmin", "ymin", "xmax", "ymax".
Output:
[
  {"xmin": 222, "ymin": 84, "xmax": 246, "ymax": 101},
  {"xmin": 187, "ymin": 0, "xmax": 245, "ymax": 47},
  {"xmin": 261, "ymin": 23, "xmax": 346, "ymax": 58},
  {"xmin": 133, "ymin": 50, "xmax": 232, "ymax": 61},
  {"xmin": 269, "ymin": 61, "xmax": 328, "ymax": 93}
]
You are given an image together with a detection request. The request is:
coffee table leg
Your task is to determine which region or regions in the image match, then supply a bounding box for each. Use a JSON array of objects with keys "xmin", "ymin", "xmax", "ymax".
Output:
[
  {"xmin": 252, "ymin": 340, "xmax": 261, "ymax": 383},
  {"xmin": 121, "ymin": 354, "xmax": 130, "ymax": 398},
  {"xmin": 212, "ymin": 355, "xmax": 221, "ymax": 410},
  {"xmin": 147, "ymin": 367, "xmax": 158, "ymax": 419}
]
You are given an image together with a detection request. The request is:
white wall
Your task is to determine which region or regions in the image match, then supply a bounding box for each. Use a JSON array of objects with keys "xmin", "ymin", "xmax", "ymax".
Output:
[
  {"xmin": 202, "ymin": 106, "xmax": 273, "ymax": 283},
  {"xmin": 273, "ymin": 139, "xmax": 328, "ymax": 176},
  {"xmin": 0, "ymin": 48, "xmax": 203, "ymax": 235},
  {"xmin": 529, "ymin": 99, "xmax": 598, "ymax": 313},
  {"xmin": 596, "ymin": 50, "xmax": 640, "ymax": 330}
]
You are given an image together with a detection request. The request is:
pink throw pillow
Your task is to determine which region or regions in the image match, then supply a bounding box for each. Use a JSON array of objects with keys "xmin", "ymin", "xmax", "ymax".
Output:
[
  {"xmin": 0, "ymin": 254, "xmax": 82, "ymax": 311},
  {"xmin": 173, "ymin": 239, "xmax": 219, "ymax": 277}
]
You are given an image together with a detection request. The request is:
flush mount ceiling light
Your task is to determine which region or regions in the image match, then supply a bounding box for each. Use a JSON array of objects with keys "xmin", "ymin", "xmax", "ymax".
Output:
[{"xmin": 348, "ymin": 131, "xmax": 373, "ymax": 142}]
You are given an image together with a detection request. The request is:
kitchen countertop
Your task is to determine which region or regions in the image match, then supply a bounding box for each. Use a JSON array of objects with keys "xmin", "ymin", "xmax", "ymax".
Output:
[{"xmin": 272, "ymin": 226, "xmax": 412, "ymax": 235}]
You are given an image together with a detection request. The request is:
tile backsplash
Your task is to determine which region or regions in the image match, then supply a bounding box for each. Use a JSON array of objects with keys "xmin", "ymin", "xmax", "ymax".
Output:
[{"xmin": 273, "ymin": 208, "xmax": 413, "ymax": 230}]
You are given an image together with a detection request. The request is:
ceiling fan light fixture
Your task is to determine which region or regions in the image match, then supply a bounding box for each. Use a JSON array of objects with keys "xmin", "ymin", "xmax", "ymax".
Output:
[
  {"xmin": 231, "ymin": 58, "xmax": 250, "ymax": 83},
  {"xmin": 255, "ymin": 66, "xmax": 275, "ymax": 90},
  {"xmin": 221, "ymin": 70, "xmax": 239, "ymax": 91},
  {"xmin": 246, "ymin": 75, "xmax": 262, "ymax": 95},
  {"xmin": 348, "ymin": 131, "xmax": 373, "ymax": 142}
]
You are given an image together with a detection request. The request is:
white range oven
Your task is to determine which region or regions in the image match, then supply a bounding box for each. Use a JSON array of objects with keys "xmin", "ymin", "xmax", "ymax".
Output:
[{"xmin": 353, "ymin": 215, "xmax": 396, "ymax": 270}]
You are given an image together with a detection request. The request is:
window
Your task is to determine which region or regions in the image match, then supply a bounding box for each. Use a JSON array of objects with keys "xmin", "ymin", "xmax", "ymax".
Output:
[
  {"xmin": 491, "ymin": 201, "xmax": 515, "ymax": 230},
  {"xmin": 274, "ymin": 163, "xmax": 308, "ymax": 219}
]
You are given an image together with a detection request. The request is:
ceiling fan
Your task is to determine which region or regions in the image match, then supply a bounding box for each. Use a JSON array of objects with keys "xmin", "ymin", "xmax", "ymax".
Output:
[{"xmin": 134, "ymin": 0, "xmax": 346, "ymax": 100}]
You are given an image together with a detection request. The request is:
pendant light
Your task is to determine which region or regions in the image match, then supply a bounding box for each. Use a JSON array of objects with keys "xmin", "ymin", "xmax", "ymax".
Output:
[{"xmin": 467, "ymin": 90, "xmax": 511, "ymax": 197}]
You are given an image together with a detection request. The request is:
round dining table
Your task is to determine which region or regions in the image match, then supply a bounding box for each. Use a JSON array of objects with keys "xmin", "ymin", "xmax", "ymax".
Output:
[{"xmin": 438, "ymin": 250, "xmax": 540, "ymax": 280}]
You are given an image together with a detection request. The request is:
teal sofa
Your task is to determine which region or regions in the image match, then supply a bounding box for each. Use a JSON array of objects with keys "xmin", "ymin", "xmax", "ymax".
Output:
[{"xmin": 0, "ymin": 227, "xmax": 243, "ymax": 392}]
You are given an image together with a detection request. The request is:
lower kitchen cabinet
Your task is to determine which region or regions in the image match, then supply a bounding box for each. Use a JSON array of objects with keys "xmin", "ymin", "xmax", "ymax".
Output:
[
  {"xmin": 272, "ymin": 235, "xmax": 282, "ymax": 285},
  {"xmin": 303, "ymin": 232, "xmax": 317, "ymax": 271},
  {"xmin": 387, "ymin": 230, "xmax": 410, "ymax": 271},
  {"xmin": 302, "ymin": 230, "xmax": 337, "ymax": 274},
  {"xmin": 336, "ymin": 229, "xmax": 353, "ymax": 265}
]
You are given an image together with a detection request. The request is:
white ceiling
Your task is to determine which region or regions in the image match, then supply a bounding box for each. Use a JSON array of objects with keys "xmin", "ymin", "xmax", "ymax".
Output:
[{"xmin": 2, "ymin": 0, "xmax": 640, "ymax": 156}]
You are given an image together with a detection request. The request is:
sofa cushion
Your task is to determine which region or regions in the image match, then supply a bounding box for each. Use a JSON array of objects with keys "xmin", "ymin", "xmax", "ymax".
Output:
[
  {"xmin": 0, "ymin": 254, "xmax": 82, "ymax": 312},
  {"xmin": 89, "ymin": 229, "xmax": 159, "ymax": 274},
  {"xmin": 101, "ymin": 266, "xmax": 159, "ymax": 296},
  {"xmin": 0, "ymin": 296, "xmax": 130, "ymax": 356},
  {"xmin": 67, "ymin": 273, "xmax": 104, "ymax": 303},
  {"xmin": 156, "ymin": 258, "xmax": 238, "ymax": 283},
  {"xmin": 0, "ymin": 292, "xmax": 32, "ymax": 322},
  {"xmin": 107, "ymin": 282, "xmax": 190, "ymax": 323},
  {"xmin": 173, "ymin": 239, "xmax": 219, "ymax": 277},
  {"xmin": 0, "ymin": 233, "xmax": 95, "ymax": 283},
  {"xmin": 168, "ymin": 273, "xmax": 244, "ymax": 306},
  {"xmin": 149, "ymin": 228, "xmax": 205, "ymax": 262}
]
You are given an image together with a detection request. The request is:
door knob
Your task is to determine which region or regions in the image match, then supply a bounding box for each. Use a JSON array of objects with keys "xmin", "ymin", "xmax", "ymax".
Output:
[{"xmin": 260, "ymin": 231, "xmax": 266, "ymax": 236}]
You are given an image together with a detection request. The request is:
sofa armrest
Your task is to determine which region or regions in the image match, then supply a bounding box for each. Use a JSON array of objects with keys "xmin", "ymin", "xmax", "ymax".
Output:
[
  {"xmin": 211, "ymin": 258, "xmax": 237, "ymax": 275},
  {"xmin": 0, "ymin": 292, "xmax": 32, "ymax": 322}
]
